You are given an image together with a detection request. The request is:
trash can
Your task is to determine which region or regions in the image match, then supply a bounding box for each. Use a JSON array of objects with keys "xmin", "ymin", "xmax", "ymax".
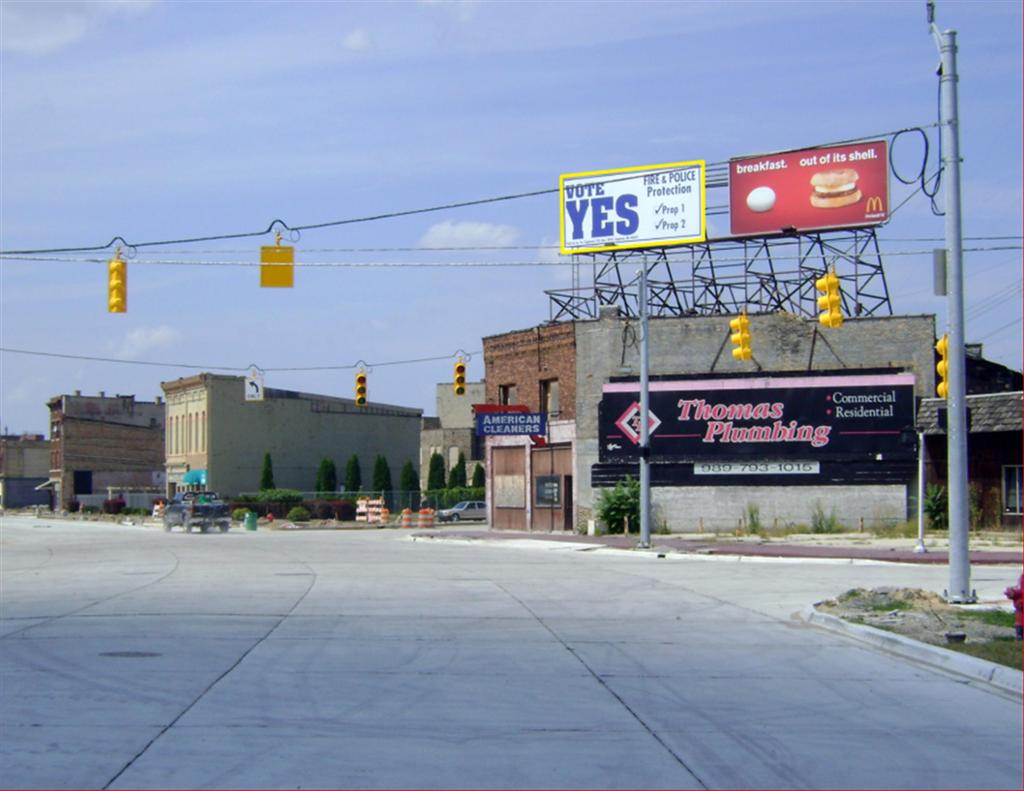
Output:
[{"xmin": 244, "ymin": 511, "xmax": 258, "ymax": 531}]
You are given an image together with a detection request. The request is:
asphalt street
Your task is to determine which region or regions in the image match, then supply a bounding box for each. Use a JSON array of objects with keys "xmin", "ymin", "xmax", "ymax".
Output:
[{"xmin": 1, "ymin": 515, "xmax": 1021, "ymax": 790}]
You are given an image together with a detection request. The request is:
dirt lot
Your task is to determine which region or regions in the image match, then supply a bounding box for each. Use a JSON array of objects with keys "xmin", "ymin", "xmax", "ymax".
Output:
[{"xmin": 815, "ymin": 587, "xmax": 1017, "ymax": 647}]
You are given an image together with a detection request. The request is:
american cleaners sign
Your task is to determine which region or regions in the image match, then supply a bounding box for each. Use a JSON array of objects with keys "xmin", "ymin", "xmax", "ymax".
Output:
[
  {"xmin": 598, "ymin": 372, "xmax": 915, "ymax": 462},
  {"xmin": 560, "ymin": 160, "xmax": 706, "ymax": 254}
]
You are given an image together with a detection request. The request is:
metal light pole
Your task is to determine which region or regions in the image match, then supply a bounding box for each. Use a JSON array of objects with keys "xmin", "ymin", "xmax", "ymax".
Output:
[
  {"xmin": 932, "ymin": 11, "xmax": 973, "ymax": 601},
  {"xmin": 638, "ymin": 258, "xmax": 652, "ymax": 548},
  {"xmin": 915, "ymin": 431, "xmax": 927, "ymax": 554}
]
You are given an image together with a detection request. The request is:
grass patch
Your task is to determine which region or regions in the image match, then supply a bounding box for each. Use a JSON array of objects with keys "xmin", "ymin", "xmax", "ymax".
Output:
[
  {"xmin": 957, "ymin": 609, "xmax": 1016, "ymax": 629},
  {"xmin": 866, "ymin": 599, "xmax": 913, "ymax": 612},
  {"xmin": 947, "ymin": 638, "xmax": 1023, "ymax": 671}
]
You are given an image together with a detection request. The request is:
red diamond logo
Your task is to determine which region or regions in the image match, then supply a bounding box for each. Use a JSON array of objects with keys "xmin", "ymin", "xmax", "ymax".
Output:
[{"xmin": 614, "ymin": 402, "xmax": 662, "ymax": 445}]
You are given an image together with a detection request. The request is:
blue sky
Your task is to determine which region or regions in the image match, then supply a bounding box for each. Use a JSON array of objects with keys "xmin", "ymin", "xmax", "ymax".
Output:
[{"xmin": 1, "ymin": 0, "xmax": 1021, "ymax": 434}]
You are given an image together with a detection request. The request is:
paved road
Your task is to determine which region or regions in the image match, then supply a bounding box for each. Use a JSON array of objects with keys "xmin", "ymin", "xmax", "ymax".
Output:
[{"xmin": 2, "ymin": 516, "xmax": 1021, "ymax": 789}]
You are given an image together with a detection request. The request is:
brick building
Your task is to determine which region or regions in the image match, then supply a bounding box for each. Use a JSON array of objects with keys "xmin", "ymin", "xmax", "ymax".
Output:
[
  {"xmin": 482, "ymin": 321, "xmax": 576, "ymax": 530},
  {"xmin": 47, "ymin": 391, "xmax": 166, "ymax": 510},
  {"xmin": 481, "ymin": 309, "xmax": 1020, "ymax": 533},
  {"xmin": 0, "ymin": 433, "xmax": 50, "ymax": 509}
]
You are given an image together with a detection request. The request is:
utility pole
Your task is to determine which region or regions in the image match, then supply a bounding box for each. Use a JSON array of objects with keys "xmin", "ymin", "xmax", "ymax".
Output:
[
  {"xmin": 638, "ymin": 258, "xmax": 652, "ymax": 549},
  {"xmin": 930, "ymin": 2, "xmax": 973, "ymax": 601}
]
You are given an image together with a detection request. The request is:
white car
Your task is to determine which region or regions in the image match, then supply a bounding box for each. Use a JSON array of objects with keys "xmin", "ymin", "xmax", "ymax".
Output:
[{"xmin": 437, "ymin": 501, "xmax": 487, "ymax": 523}]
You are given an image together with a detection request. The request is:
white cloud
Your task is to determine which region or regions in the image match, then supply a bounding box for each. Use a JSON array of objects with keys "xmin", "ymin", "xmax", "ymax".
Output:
[
  {"xmin": 418, "ymin": 221, "xmax": 520, "ymax": 248},
  {"xmin": 111, "ymin": 325, "xmax": 182, "ymax": 359},
  {"xmin": 0, "ymin": 0, "xmax": 155, "ymax": 55},
  {"xmin": 343, "ymin": 27, "xmax": 371, "ymax": 52}
]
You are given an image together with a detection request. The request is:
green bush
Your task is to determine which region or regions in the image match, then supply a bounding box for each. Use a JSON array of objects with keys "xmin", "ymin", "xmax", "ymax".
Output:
[
  {"xmin": 82, "ymin": 505, "xmax": 100, "ymax": 514},
  {"xmin": 232, "ymin": 508, "xmax": 249, "ymax": 522},
  {"xmin": 286, "ymin": 506, "xmax": 311, "ymax": 522},
  {"xmin": 471, "ymin": 463, "xmax": 485, "ymax": 488},
  {"xmin": 424, "ymin": 487, "xmax": 485, "ymax": 509},
  {"xmin": 595, "ymin": 475, "xmax": 639, "ymax": 534},
  {"xmin": 924, "ymin": 484, "xmax": 947, "ymax": 531},
  {"xmin": 255, "ymin": 489, "xmax": 304, "ymax": 506}
]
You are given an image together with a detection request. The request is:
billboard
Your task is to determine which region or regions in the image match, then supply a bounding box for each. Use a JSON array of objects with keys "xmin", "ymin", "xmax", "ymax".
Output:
[
  {"xmin": 729, "ymin": 141, "xmax": 888, "ymax": 236},
  {"xmin": 599, "ymin": 372, "xmax": 915, "ymax": 463},
  {"xmin": 560, "ymin": 160, "xmax": 706, "ymax": 254}
]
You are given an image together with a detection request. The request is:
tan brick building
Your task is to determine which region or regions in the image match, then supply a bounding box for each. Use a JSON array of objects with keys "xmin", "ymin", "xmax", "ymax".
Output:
[
  {"xmin": 47, "ymin": 392, "xmax": 165, "ymax": 509},
  {"xmin": 162, "ymin": 374, "xmax": 422, "ymax": 498}
]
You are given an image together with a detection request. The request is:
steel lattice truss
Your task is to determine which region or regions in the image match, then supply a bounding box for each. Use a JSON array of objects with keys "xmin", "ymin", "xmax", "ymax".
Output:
[{"xmin": 547, "ymin": 228, "xmax": 891, "ymax": 321}]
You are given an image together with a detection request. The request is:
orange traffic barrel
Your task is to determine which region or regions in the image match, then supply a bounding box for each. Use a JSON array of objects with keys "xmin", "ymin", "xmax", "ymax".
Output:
[{"xmin": 401, "ymin": 508, "xmax": 414, "ymax": 528}]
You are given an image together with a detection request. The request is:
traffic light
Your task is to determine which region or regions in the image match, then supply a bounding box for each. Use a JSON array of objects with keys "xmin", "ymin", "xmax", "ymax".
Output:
[
  {"xmin": 107, "ymin": 255, "xmax": 127, "ymax": 313},
  {"xmin": 935, "ymin": 334, "xmax": 949, "ymax": 398},
  {"xmin": 815, "ymin": 269, "xmax": 843, "ymax": 328},
  {"xmin": 729, "ymin": 310, "xmax": 752, "ymax": 361},
  {"xmin": 354, "ymin": 371, "xmax": 368, "ymax": 406},
  {"xmin": 453, "ymin": 359, "xmax": 467, "ymax": 395}
]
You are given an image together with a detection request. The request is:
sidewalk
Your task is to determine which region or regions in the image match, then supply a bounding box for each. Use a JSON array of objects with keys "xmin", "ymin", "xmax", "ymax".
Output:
[{"xmin": 413, "ymin": 527, "xmax": 1023, "ymax": 565}]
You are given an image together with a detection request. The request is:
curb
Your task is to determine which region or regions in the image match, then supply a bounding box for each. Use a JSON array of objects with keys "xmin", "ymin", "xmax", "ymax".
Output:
[{"xmin": 799, "ymin": 606, "xmax": 1023, "ymax": 699}]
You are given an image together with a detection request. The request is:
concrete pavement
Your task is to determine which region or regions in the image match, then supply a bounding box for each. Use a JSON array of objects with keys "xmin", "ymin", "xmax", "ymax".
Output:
[{"xmin": 2, "ymin": 514, "xmax": 1021, "ymax": 789}]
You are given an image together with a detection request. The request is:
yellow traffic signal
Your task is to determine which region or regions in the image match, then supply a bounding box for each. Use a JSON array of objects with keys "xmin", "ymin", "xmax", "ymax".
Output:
[
  {"xmin": 453, "ymin": 359, "xmax": 467, "ymax": 395},
  {"xmin": 355, "ymin": 371, "xmax": 368, "ymax": 406},
  {"xmin": 729, "ymin": 311, "xmax": 752, "ymax": 361},
  {"xmin": 815, "ymin": 270, "xmax": 843, "ymax": 328},
  {"xmin": 108, "ymin": 256, "xmax": 127, "ymax": 313},
  {"xmin": 935, "ymin": 334, "xmax": 949, "ymax": 398},
  {"xmin": 260, "ymin": 233, "xmax": 295, "ymax": 288}
]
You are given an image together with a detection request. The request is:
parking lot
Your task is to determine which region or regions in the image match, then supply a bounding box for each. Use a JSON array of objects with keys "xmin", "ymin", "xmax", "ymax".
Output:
[{"xmin": 2, "ymin": 515, "xmax": 1021, "ymax": 789}]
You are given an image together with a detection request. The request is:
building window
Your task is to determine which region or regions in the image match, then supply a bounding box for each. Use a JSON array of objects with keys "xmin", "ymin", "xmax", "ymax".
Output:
[
  {"xmin": 201, "ymin": 411, "xmax": 206, "ymax": 452},
  {"xmin": 1003, "ymin": 466, "xmax": 1022, "ymax": 514},
  {"xmin": 498, "ymin": 384, "xmax": 517, "ymax": 405},
  {"xmin": 540, "ymin": 379, "xmax": 559, "ymax": 418}
]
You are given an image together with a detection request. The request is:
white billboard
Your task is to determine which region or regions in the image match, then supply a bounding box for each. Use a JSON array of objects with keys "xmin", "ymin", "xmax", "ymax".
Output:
[{"xmin": 560, "ymin": 160, "xmax": 706, "ymax": 254}]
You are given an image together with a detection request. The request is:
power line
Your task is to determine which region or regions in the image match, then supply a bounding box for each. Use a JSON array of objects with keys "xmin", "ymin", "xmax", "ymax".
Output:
[
  {"xmin": 3, "ymin": 245, "xmax": 1020, "ymax": 268},
  {"xmin": 0, "ymin": 346, "xmax": 484, "ymax": 373},
  {"xmin": 0, "ymin": 124, "xmax": 940, "ymax": 256}
]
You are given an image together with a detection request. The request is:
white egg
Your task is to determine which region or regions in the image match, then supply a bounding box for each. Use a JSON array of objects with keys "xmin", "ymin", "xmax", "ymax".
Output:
[{"xmin": 746, "ymin": 186, "xmax": 776, "ymax": 213}]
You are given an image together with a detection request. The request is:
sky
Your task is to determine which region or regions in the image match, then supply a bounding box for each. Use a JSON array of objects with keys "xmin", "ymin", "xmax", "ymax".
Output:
[{"xmin": 1, "ymin": 0, "xmax": 1021, "ymax": 435}]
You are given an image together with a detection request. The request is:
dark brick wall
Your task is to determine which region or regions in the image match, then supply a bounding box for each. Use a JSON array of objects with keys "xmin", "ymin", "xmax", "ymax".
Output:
[{"xmin": 483, "ymin": 323, "xmax": 577, "ymax": 420}]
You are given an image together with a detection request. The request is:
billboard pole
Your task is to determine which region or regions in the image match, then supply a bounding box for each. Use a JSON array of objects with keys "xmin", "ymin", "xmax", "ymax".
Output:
[
  {"xmin": 638, "ymin": 256, "xmax": 652, "ymax": 549},
  {"xmin": 931, "ymin": 9, "xmax": 973, "ymax": 601}
]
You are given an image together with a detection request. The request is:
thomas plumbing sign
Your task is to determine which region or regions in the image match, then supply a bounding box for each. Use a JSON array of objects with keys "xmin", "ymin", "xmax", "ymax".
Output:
[
  {"xmin": 560, "ymin": 161, "xmax": 706, "ymax": 254},
  {"xmin": 598, "ymin": 372, "xmax": 916, "ymax": 463}
]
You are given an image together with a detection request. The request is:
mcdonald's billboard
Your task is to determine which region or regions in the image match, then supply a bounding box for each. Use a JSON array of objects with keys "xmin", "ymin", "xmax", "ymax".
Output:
[{"xmin": 729, "ymin": 140, "xmax": 889, "ymax": 236}]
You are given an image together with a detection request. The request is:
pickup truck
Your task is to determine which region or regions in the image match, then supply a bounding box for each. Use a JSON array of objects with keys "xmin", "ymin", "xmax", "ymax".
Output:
[{"xmin": 163, "ymin": 491, "xmax": 231, "ymax": 533}]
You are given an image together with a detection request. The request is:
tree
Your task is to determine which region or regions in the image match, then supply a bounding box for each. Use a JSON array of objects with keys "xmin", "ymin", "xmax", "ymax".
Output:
[
  {"xmin": 471, "ymin": 463, "xmax": 485, "ymax": 488},
  {"xmin": 399, "ymin": 460, "xmax": 419, "ymax": 493},
  {"xmin": 344, "ymin": 454, "xmax": 362, "ymax": 493},
  {"xmin": 427, "ymin": 452, "xmax": 446, "ymax": 491},
  {"xmin": 260, "ymin": 452, "xmax": 275, "ymax": 491},
  {"xmin": 372, "ymin": 455, "xmax": 392, "ymax": 493},
  {"xmin": 315, "ymin": 458, "xmax": 337, "ymax": 494},
  {"xmin": 448, "ymin": 450, "xmax": 467, "ymax": 488}
]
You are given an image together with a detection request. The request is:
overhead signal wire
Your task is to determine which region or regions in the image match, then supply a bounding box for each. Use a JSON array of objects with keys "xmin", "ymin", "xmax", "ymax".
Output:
[
  {"xmin": 3, "ymin": 245, "xmax": 1020, "ymax": 269},
  {"xmin": 0, "ymin": 123, "xmax": 939, "ymax": 257},
  {"xmin": 0, "ymin": 347, "xmax": 484, "ymax": 373}
]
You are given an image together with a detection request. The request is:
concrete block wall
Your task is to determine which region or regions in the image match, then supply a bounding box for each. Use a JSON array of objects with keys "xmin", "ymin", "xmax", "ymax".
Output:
[
  {"xmin": 575, "ymin": 308, "xmax": 937, "ymax": 532},
  {"xmin": 650, "ymin": 484, "xmax": 907, "ymax": 533}
]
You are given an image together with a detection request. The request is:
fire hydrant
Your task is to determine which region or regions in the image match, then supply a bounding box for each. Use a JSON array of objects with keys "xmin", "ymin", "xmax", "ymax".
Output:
[{"xmin": 1005, "ymin": 573, "xmax": 1024, "ymax": 640}]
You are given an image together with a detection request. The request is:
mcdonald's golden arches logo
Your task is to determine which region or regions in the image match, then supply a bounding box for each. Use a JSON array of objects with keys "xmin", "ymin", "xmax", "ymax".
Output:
[{"xmin": 865, "ymin": 195, "xmax": 885, "ymax": 214}]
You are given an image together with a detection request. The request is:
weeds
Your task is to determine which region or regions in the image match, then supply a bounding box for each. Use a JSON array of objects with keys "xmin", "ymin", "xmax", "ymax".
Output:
[{"xmin": 811, "ymin": 501, "xmax": 842, "ymax": 534}]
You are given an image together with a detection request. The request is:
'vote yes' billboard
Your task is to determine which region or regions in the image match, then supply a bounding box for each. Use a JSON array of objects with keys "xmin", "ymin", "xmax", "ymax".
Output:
[{"xmin": 560, "ymin": 161, "xmax": 706, "ymax": 254}]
